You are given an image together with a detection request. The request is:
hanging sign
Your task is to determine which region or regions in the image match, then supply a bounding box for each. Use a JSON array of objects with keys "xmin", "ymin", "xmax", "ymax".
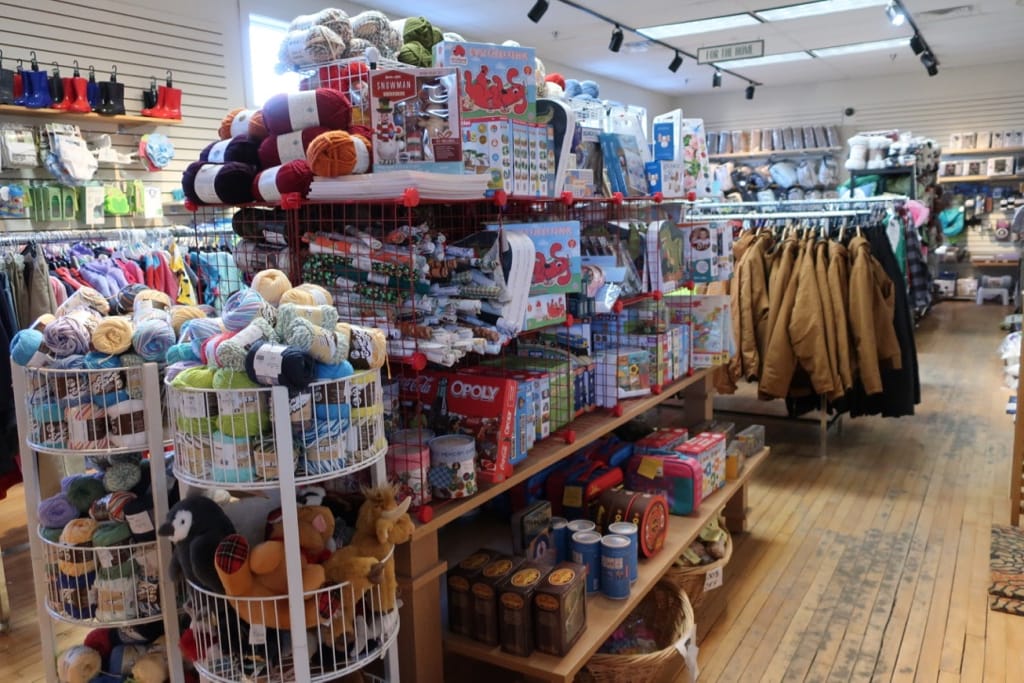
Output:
[{"xmin": 697, "ymin": 40, "xmax": 765, "ymax": 64}]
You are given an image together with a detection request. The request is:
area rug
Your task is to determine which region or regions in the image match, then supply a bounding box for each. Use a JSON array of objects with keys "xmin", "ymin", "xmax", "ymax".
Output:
[{"xmin": 989, "ymin": 524, "xmax": 1024, "ymax": 615}]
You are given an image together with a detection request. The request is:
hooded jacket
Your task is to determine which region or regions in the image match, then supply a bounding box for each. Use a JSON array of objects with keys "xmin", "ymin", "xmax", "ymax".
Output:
[
  {"xmin": 729, "ymin": 233, "xmax": 771, "ymax": 381},
  {"xmin": 847, "ymin": 235, "xmax": 902, "ymax": 395}
]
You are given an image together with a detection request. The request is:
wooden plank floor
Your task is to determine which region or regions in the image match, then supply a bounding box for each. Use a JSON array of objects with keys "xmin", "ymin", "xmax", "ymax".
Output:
[
  {"xmin": 694, "ymin": 301, "xmax": 1024, "ymax": 683},
  {"xmin": 1, "ymin": 302, "xmax": 1022, "ymax": 682}
]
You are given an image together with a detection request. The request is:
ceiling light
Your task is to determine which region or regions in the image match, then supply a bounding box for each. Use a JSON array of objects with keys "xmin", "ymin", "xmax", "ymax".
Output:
[
  {"xmin": 909, "ymin": 34, "xmax": 925, "ymax": 54},
  {"xmin": 712, "ymin": 70, "xmax": 722, "ymax": 87},
  {"xmin": 527, "ymin": 0, "xmax": 549, "ymax": 23},
  {"xmin": 924, "ymin": 61, "xmax": 938, "ymax": 76},
  {"xmin": 669, "ymin": 51, "xmax": 683, "ymax": 72},
  {"xmin": 756, "ymin": 0, "xmax": 887, "ymax": 22},
  {"xmin": 609, "ymin": 25, "xmax": 624, "ymax": 52},
  {"xmin": 715, "ymin": 50, "xmax": 812, "ymax": 68},
  {"xmin": 638, "ymin": 13, "xmax": 760, "ymax": 40},
  {"xmin": 746, "ymin": 84, "xmax": 756, "ymax": 100},
  {"xmin": 811, "ymin": 37, "xmax": 910, "ymax": 57},
  {"xmin": 921, "ymin": 50, "xmax": 938, "ymax": 75},
  {"xmin": 886, "ymin": 0, "xmax": 906, "ymax": 25}
]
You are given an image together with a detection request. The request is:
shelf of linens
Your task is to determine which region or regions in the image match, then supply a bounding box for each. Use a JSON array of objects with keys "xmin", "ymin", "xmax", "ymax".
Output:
[
  {"xmin": 942, "ymin": 147, "xmax": 1024, "ymax": 156},
  {"xmin": 708, "ymin": 146, "xmax": 842, "ymax": 162},
  {"xmin": 0, "ymin": 104, "xmax": 183, "ymax": 127},
  {"xmin": 937, "ymin": 174, "xmax": 1024, "ymax": 184}
]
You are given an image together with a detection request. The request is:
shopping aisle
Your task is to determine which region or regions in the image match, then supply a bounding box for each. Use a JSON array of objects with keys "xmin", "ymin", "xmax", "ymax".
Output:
[{"xmin": 694, "ymin": 302, "xmax": 1024, "ymax": 682}]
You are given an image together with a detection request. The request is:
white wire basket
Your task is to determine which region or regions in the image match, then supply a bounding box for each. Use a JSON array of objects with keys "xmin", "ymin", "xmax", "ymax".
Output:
[
  {"xmin": 165, "ymin": 370, "xmax": 387, "ymax": 489},
  {"xmin": 38, "ymin": 528, "xmax": 165, "ymax": 626},
  {"xmin": 184, "ymin": 575, "xmax": 399, "ymax": 683},
  {"xmin": 23, "ymin": 365, "xmax": 159, "ymax": 456}
]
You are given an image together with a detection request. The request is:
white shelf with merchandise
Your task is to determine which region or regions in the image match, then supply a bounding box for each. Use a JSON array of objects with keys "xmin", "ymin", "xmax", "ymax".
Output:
[{"xmin": 708, "ymin": 145, "xmax": 843, "ymax": 162}]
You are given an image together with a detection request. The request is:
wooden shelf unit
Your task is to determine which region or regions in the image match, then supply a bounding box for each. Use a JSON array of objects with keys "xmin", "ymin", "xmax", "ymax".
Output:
[
  {"xmin": 708, "ymin": 145, "xmax": 841, "ymax": 162},
  {"xmin": 395, "ymin": 367, "xmax": 737, "ymax": 682},
  {"xmin": 942, "ymin": 146, "xmax": 1024, "ymax": 156},
  {"xmin": 443, "ymin": 447, "xmax": 769, "ymax": 683},
  {"xmin": 0, "ymin": 103, "xmax": 182, "ymax": 127},
  {"xmin": 937, "ymin": 174, "xmax": 1024, "ymax": 184}
]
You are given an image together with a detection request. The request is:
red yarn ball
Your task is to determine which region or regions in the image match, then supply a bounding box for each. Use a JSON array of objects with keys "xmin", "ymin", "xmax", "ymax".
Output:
[
  {"xmin": 84, "ymin": 629, "xmax": 114, "ymax": 664},
  {"xmin": 261, "ymin": 89, "xmax": 352, "ymax": 135},
  {"xmin": 257, "ymin": 126, "xmax": 331, "ymax": 168},
  {"xmin": 546, "ymin": 73, "xmax": 566, "ymax": 90},
  {"xmin": 252, "ymin": 160, "xmax": 314, "ymax": 202}
]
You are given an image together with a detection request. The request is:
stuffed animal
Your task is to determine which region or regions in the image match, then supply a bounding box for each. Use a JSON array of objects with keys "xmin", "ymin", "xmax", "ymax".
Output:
[
  {"xmin": 213, "ymin": 505, "xmax": 335, "ymax": 629},
  {"xmin": 158, "ymin": 495, "xmax": 236, "ymax": 592}
]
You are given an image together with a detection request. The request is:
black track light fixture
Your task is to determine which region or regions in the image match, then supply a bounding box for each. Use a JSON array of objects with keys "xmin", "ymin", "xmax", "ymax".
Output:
[
  {"xmin": 886, "ymin": 0, "xmax": 906, "ymax": 26},
  {"xmin": 668, "ymin": 51, "xmax": 683, "ymax": 73},
  {"xmin": 528, "ymin": 0, "xmax": 549, "ymax": 23},
  {"xmin": 909, "ymin": 34, "xmax": 925, "ymax": 55},
  {"xmin": 712, "ymin": 70, "xmax": 722, "ymax": 88},
  {"xmin": 609, "ymin": 25, "xmax": 624, "ymax": 52},
  {"xmin": 920, "ymin": 51, "xmax": 938, "ymax": 76},
  {"xmin": 745, "ymin": 84, "xmax": 756, "ymax": 100}
]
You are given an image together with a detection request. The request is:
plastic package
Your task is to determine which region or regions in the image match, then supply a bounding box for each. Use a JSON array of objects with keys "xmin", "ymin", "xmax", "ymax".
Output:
[
  {"xmin": 718, "ymin": 131, "xmax": 731, "ymax": 154},
  {"xmin": 803, "ymin": 125, "xmax": 817, "ymax": 148},
  {"xmin": 731, "ymin": 130, "xmax": 743, "ymax": 154},
  {"xmin": 750, "ymin": 129, "xmax": 762, "ymax": 153},
  {"xmin": 771, "ymin": 128, "xmax": 783, "ymax": 152}
]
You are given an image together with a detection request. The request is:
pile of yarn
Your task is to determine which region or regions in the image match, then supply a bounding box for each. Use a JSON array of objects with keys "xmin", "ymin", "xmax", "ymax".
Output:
[{"xmin": 37, "ymin": 456, "xmax": 180, "ymax": 624}]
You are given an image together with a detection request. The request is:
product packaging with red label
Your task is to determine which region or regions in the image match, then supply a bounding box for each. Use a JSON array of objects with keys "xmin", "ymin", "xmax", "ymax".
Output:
[
  {"xmin": 624, "ymin": 453, "xmax": 703, "ymax": 515},
  {"xmin": 634, "ymin": 428, "xmax": 689, "ymax": 456},
  {"xmin": 676, "ymin": 432, "xmax": 727, "ymax": 498}
]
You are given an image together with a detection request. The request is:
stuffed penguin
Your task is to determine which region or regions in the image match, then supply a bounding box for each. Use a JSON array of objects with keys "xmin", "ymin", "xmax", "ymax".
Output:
[{"xmin": 158, "ymin": 496, "xmax": 236, "ymax": 592}]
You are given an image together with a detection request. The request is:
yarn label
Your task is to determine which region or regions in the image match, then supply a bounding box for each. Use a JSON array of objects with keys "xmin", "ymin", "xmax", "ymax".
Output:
[
  {"xmin": 249, "ymin": 624, "xmax": 267, "ymax": 645},
  {"xmin": 96, "ymin": 549, "xmax": 115, "ymax": 568},
  {"xmin": 251, "ymin": 346, "xmax": 284, "ymax": 385},
  {"xmin": 179, "ymin": 392, "xmax": 215, "ymax": 419},
  {"xmin": 218, "ymin": 392, "xmax": 261, "ymax": 416},
  {"xmin": 232, "ymin": 322, "xmax": 267, "ymax": 350},
  {"xmin": 126, "ymin": 510, "xmax": 154, "ymax": 535},
  {"xmin": 207, "ymin": 139, "xmax": 231, "ymax": 164},
  {"xmin": 28, "ymin": 350, "xmax": 49, "ymax": 367},
  {"xmin": 213, "ymin": 438, "xmax": 249, "ymax": 469},
  {"xmin": 704, "ymin": 566, "xmax": 723, "ymax": 591},
  {"xmin": 194, "ymin": 164, "xmax": 224, "ymax": 205},
  {"xmin": 287, "ymin": 90, "xmax": 320, "ymax": 131},
  {"xmin": 68, "ymin": 415, "xmax": 104, "ymax": 445},
  {"xmin": 257, "ymin": 167, "xmax": 282, "ymax": 202}
]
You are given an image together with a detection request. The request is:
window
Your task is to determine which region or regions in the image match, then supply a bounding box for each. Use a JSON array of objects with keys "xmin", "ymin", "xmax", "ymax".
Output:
[{"xmin": 247, "ymin": 14, "xmax": 303, "ymax": 108}]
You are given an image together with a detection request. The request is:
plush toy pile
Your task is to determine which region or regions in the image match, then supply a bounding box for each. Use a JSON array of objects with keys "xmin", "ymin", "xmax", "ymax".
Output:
[
  {"xmin": 165, "ymin": 269, "xmax": 389, "ymax": 483},
  {"xmin": 37, "ymin": 456, "xmax": 180, "ymax": 626},
  {"xmin": 158, "ymin": 485, "xmax": 411, "ymax": 682}
]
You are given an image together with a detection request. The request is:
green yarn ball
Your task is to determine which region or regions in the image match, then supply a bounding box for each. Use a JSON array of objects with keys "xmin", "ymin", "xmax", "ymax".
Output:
[
  {"xmin": 67, "ymin": 476, "xmax": 107, "ymax": 514},
  {"xmin": 103, "ymin": 463, "xmax": 141, "ymax": 492},
  {"xmin": 403, "ymin": 16, "xmax": 434, "ymax": 47},
  {"xmin": 399, "ymin": 42, "xmax": 432, "ymax": 67},
  {"xmin": 212, "ymin": 369, "xmax": 269, "ymax": 437}
]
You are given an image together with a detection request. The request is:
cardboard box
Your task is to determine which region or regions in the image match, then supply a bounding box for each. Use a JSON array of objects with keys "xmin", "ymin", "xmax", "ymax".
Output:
[
  {"xmin": 524, "ymin": 293, "xmax": 568, "ymax": 331},
  {"xmin": 471, "ymin": 554, "xmax": 524, "ymax": 645},
  {"xmin": 462, "ymin": 116, "xmax": 513, "ymax": 194},
  {"xmin": 368, "ymin": 67, "xmax": 463, "ymax": 173},
  {"xmin": 448, "ymin": 549, "xmax": 499, "ymax": 637},
  {"xmin": 532, "ymin": 562, "xmax": 588, "ymax": 656},
  {"xmin": 511, "ymin": 500, "xmax": 556, "ymax": 565},
  {"xmin": 433, "ymin": 40, "xmax": 536, "ymax": 122},
  {"xmin": 645, "ymin": 160, "xmax": 687, "ymax": 197},
  {"xmin": 498, "ymin": 563, "xmax": 552, "ymax": 656},
  {"xmin": 677, "ymin": 432, "xmax": 728, "ymax": 497}
]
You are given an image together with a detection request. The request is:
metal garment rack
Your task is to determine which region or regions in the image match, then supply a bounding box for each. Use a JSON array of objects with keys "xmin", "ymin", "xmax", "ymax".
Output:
[
  {"xmin": 679, "ymin": 197, "xmax": 908, "ymax": 457},
  {"xmin": 0, "ymin": 224, "xmax": 235, "ymax": 246}
]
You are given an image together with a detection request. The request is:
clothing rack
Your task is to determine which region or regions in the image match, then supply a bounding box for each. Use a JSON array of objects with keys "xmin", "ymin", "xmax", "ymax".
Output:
[{"xmin": 0, "ymin": 224, "xmax": 235, "ymax": 246}]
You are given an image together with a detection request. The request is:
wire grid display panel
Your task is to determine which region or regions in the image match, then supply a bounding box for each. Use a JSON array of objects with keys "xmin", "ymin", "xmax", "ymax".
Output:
[
  {"xmin": 37, "ymin": 527, "xmax": 165, "ymax": 627},
  {"xmin": 166, "ymin": 370, "xmax": 386, "ymax": 489},
  {"xmin": 184, "ymin": 575, "xmax": 398, "ymax": 683},
  {"xmin": 24, "ymin": 365, "xmax": 156, "ymax": 456}
]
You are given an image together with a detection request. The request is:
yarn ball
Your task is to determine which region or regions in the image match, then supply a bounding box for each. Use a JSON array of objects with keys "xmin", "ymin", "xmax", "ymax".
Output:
[
  {"xmin": 219, "ymin": 108, "xmax": 257, "ymax": 140},
  {"xmin": 57, "ymin": 286, "xmax": 110, "ymax": 317},
  {"xmin": 45, "ymin": 312, "xmax": 96, "ymax": 357},
  {"xmin": 349, "ymin": 123, "xmax": 374, "ymax": 141},
  {"xmin": 11, "ymin": 328, "xmax": 49, "ymax": 366},
  {"xmin": 131, "ymin": 318, "xmax": 176, "ymax": 361},
  {"xmin": 83, "ymin": 630, "xmax": 115, "ymax": 664},
  {"xmin": 92, "ymin": 521, "xmax": 131, "ymax": 547},
  {"xmin": 248, "ymin": 110, "xmax": 268, "ymax": 140},
  {"xmin": 211, "ymin": 369, "xmax": 268, "ymax": 436},
  {"xmin": 103, "ymin": 462, "xmax": 141, "ymax": 492},
  {"xmin": 67, "ymin": 475, "xmax": 108, "ymax": 513},
  {"xmin": 165, "ymin": 360, "xmax": 201, "ymax": 383},
  {"xmin": 278, "ymin": 25, "xmax": 347, "ymax": 71},
  {"xmin": 181, "ymin": 161, "xmax": 257, "ymax": 206},
  {"xmin": 279, "ymin": 283, "xmax": 333, "ymax": 307},
  {"xmin": 315, "ymin": 359, "xmax": 354, "ymax": 379},
  {"xmin": 214, "ymin": 317, "xmax": 277, "ymax": 371},
  {"xmin": 250, "ymin": 269, "xmax": 292, "ymax": 305},
  {"xmin": 169, "ymin": 305, "xmax": 207, "ymax": 336},
  {"xmin": 403, "ymin": 16, "xmax": 437, "ymax": 49},
  {"xmin": 261, "ymin": 89, "xmax": 352, "ymax": 136},
  {"xmin": 352, "ymin": 10, "xmax": 391, "ymax": 43},
  {"xmin": 276, "ymin": 303, "xmax": 338, "ymax": 333},
  {"xmin": 258, "ymin": 127, "xmax": 331, "ymax": 168},
  {"xmin": 285, "ymin": 317, "xmax": 346, "ymax": 364},
  {"xmin": 344, "ymin": 37, "xmax": 373, "ymax": 57},
  {"xmin": 58, "ymin": 646, "xmax": 102, "ymax": 683},
  {"xmin": 251, "ymin": 160, "xmax": 314, "ymax": 203},
  {"xmin": 200, "ymin": 135, "xmax": 261, "ymax": 167},
  {"xmin": 398, "ymin": 42, "xmax": 432, "ymax": 67},
  {"xmin": 307, "ymin": 130, "xmax": 372, "ymax": 177},
  {"xmin": 564, "ymin": 79, "xmax": 582, "ymax": 98},
  {"xmin": 222, "ymin": 288, "xmax": 268, "ymax": 332},
  {"xmin": 244, "ymin": 340, "xmax": 317, "ymax": 392},
  {"xmin": 38, "ymin": 493, "xmax": 79, "ymax": 528},
  {"xmin": 166, "ymin": 343, "xmax": 199, "ymax": 365},
  {"xmin": 112, "ymin": 284, "xmax": 149, "ymax": 316},
  {"xmin": 289, "ymin": 8, "xmax": 351, "ymax": 38},
  {"xmin": 92, "ymin": 317, "xmax": 134, "ymax": 355},
  {"xmin": 90, "ymin": 491, "xmax": 136, "ymax": 522},
  {"xmin": 579, "ymin": 80, "xmax": 600, "ymax": 99},
  {"xmin": 231, "ymin": 206, "xmax": 286, "ymax": 239},
  {"xmin": 546, "ymin": 73, "xmax": 566, "ymax": 91}
]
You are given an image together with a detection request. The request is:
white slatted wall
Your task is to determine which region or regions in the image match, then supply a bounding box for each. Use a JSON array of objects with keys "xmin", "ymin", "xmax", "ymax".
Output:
[{"xmin": 0, "ymin": 0, "xmax": 230, "ymax": 233}]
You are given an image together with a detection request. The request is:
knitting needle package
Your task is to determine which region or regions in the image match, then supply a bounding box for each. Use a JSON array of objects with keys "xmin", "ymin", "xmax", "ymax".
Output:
[{"xmin": 369, "ymin": 67, "xmax": 463, "ymax": 173}]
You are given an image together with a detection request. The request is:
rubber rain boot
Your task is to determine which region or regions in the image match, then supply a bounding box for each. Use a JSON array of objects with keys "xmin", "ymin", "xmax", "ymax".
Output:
[
  {"xmin": 49, "ymin": 63, "xmax": 70, "ymax": 110},
  {"xmin": 95, "ymin": 80, "xmax": 115, "ymax": 115},
  {"xmin": 141, "ymin": 76, "xmax": 165, "ymax": 117},
  {"xmin": 160, "ymin": 71, "xmax": 182, "ymax": 120},
  {"xmin": 25, "ymin": 68, "xmax": 52, "ymax": 108},
  {"xmin": 107, "ymin": 66, "xmax": 125, "ymax": 115},
  {"xmin": 87, "ymin": 66, "xmax": 101, "ymax": 110},
  {"xmin": 67, "ymin": 75, "xmax": 90, "ymax": 113},
  {"xmin": 0, "ymin": 51, "xmax": 15, "ymax": 105}
]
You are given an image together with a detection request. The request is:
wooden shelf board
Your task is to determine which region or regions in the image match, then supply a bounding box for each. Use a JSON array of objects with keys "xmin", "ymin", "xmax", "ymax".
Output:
[
  {"xmin": 938, "ymin": 175, "xmax": 1024, "ymax": 184},
  {"xmin": 412, "ymin": 368, "xmax": 714, "ymax": 540},
  {"xmin": 0, "ymin": 104, "xmax": 183, "ymax": 126},
  {"xmin": 970, "ymin": 260, "xmax": 1020, "ymax": 267},
  {"xmin": 942, "ymin": 147, "xmax": 1024, "ymax": 157},
  {"xmin": 443, "ymin": 446, "xmax": 771, "ymax": 683},
  {"xmin": 708, "ymin": 146, "xmax": 841, "ymax": 161}
]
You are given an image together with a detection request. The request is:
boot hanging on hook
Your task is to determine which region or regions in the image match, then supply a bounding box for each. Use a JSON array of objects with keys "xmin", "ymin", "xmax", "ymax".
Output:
[
  {"xmin": 49, "ymin": 61, "xmax": 70, "ymax": 111},
  {"xmin": 24, "ymin": 51, "xmax": 52, "ymax": 108},
  {"xmin": 0, "ymin": 51, "xmax": 15, "ymax": 105},
  {"xmin": 67, "ymin": 61, "xmax": 91, "ymax": 113},
  {"xmin": 142, "ymin": 70, "xmax": 181, "ymax": 120}
]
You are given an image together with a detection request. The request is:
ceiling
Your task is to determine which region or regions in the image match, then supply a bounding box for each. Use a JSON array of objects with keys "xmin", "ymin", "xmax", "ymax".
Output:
[{"xmin": 351, "ymin": 0, "xmax": 1024, "ymax": 94}]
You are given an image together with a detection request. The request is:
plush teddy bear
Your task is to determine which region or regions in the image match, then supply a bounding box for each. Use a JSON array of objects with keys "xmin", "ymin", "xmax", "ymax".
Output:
[{"xmin": 213, "ymin": 505, "xmax": 335, "ymax": 630}]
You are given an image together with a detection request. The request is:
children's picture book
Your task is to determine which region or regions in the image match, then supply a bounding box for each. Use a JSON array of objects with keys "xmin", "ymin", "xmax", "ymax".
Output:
[
  {"xmin": 461, "ymin": 117, "xmax": 512, "ymax": 194},
  {"xmin": 489, "ymin": 221, "xmax": 582, "ymax": 295},
  {"xmin": 600, "ymin": 132, "xmax": 648, "ymax": 196},
  {"xmin": 433, "ymin": 41, "xmax": 536, "ymax": 122},
  {"xmin": 536, "ymin": 98, "xmax": 576, "ymax": 196},
  {"xmin": 567, "ymin": 125, "xmax": 605, "ymax": 196}
]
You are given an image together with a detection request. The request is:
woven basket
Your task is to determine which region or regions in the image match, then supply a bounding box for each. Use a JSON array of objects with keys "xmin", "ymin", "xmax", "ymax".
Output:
[
  {"xmin": 663, "ymin": 528, "xmax": 733, "ymax": 615},
  {"xmin": 577, "ymin": 581, "xmax": 695, "ymax": 683}
]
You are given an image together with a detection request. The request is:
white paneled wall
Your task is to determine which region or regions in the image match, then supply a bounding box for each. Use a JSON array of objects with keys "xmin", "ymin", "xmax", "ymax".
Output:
[{"xmin": 0, "ymin": 0, "xmax": 230, "ymax": 233}]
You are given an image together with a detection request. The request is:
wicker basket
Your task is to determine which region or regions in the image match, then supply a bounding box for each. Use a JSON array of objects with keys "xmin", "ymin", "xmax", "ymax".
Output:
[
  {"xmin": 663, "ymin": 528, "xmax": 734, "ymax": 615},
  {"xmin": 577, "ymin": 581, "xmax": 695, "ymax": 683}
]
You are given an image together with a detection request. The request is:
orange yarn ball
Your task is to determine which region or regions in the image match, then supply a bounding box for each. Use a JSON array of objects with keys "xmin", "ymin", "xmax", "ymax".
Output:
[
  {"xmin": 218, "ymin": 108, "xmax": 244, "ymax": 140},
  {"xmin": 248, "ymin": 110, "xmax": 268, "ymax": 140},
  {"xmin": 306, "ymin": 130, "xmax": 372, "ymax": 177}
]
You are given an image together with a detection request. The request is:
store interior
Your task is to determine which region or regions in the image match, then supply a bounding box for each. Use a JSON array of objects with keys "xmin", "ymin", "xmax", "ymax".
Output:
[{"xmin": 0, "ymin": 0, "xmax": 1023, "ymax": 682}]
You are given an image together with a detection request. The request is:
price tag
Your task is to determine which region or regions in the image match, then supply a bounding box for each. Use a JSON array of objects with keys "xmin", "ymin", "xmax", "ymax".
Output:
[
  {"xmin": 249, "ymin": 623, "xmax": 267, "ymax": 645},
  {"xmin": 126, "ymin": 510, "xmax": 154, "ymax": 535},
  {"xmin": 674, "ymin": 627, "xmax": 700, "ymax": 683},
  {"xmin": 637, "ymin": 456, "xmax": 662, "ymax": 480},
  {"xmin": 704, "ymin": 566, "xmax": 723, "ymax": 591},
  {"xmin": 562, "ymin": 485, "xmax": 583, "ymax": 509}
]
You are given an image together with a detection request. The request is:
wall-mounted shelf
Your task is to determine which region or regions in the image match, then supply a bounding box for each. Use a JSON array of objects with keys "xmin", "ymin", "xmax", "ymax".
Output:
[
  {"xmin": 709, "ymin": 145, "xmax": 842, "ymax": 162},
  {"xmin": 0, "ymin": 104, "xmax": 182, "ymax": 127},
  {"xmin": 938, "ymin": 174, "xmax": 1024, "ymax": 184},
  {"xmin": 942, "ymin": 147, "xmax": 1024, "ymax": 156}
]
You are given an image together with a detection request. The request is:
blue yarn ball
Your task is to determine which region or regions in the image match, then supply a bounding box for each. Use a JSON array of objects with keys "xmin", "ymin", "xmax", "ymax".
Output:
[
  {"xmin": 579, "ymin": 80, "xmax": 600, "ymax": 99},
  {"xmin": 564, "ymin": 79, "xmax": 582, "ymax": 98},
  {"xmin": 222, "ymin": 288, "xmax": 267, "ymax": 332},
  {"xmin": 132, "ymin": 319, "xmax": 176, "ymax": 361},
  {"xmin": 10, "ymin": 329, "xmax": 47, "ymax": 366},
  {"xmin": 166, "ymin": 343, "xmax": 199, "ymax": 365},
  {"xmin": 315, "ymin": 360, "xmax": 354, "ymax": 380},
  {"xmin": 84, "ymin": 352, "xmax": 122, "ymax": 370}
]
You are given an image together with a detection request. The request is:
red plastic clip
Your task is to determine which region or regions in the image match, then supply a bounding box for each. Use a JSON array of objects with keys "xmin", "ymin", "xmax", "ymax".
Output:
[
  {"xmin": 652, "ymin": 290, "xmax": 663, "ymax": 301},
  {"xmin": 559, "ymin": 191, "xmax": 575, "ymax": 207},
  {"xmin": 493, "ymin": 189, "xmax": 508, "ymax": 208},
  {"xmin": 611, "ymin": 192, "xmax": 624, "ymax": 206},
  {"xmin": 410, "ymin": 351, "xmax": 427, "ymax": 372},
  {"xmin": 280, "ymin": 192, "xmax": 302, "ymax": 210},
  {"xmin": 687, "ymin": 191, "xmax": 697, "ymax": 202},
  {"xmin": 183, "ymin": 199, "xmax": 198, "ymax": 213},
  {"xmin": 402, "ymin": 187, "xmax": 421, "ymax": 208},
  {"xmin": 652, "ymin": 192, "xmax": 664, "ymax": 204},
  {"xmin": 565, "ymin": 314, "xmax": 575, "ymax": 327}
]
